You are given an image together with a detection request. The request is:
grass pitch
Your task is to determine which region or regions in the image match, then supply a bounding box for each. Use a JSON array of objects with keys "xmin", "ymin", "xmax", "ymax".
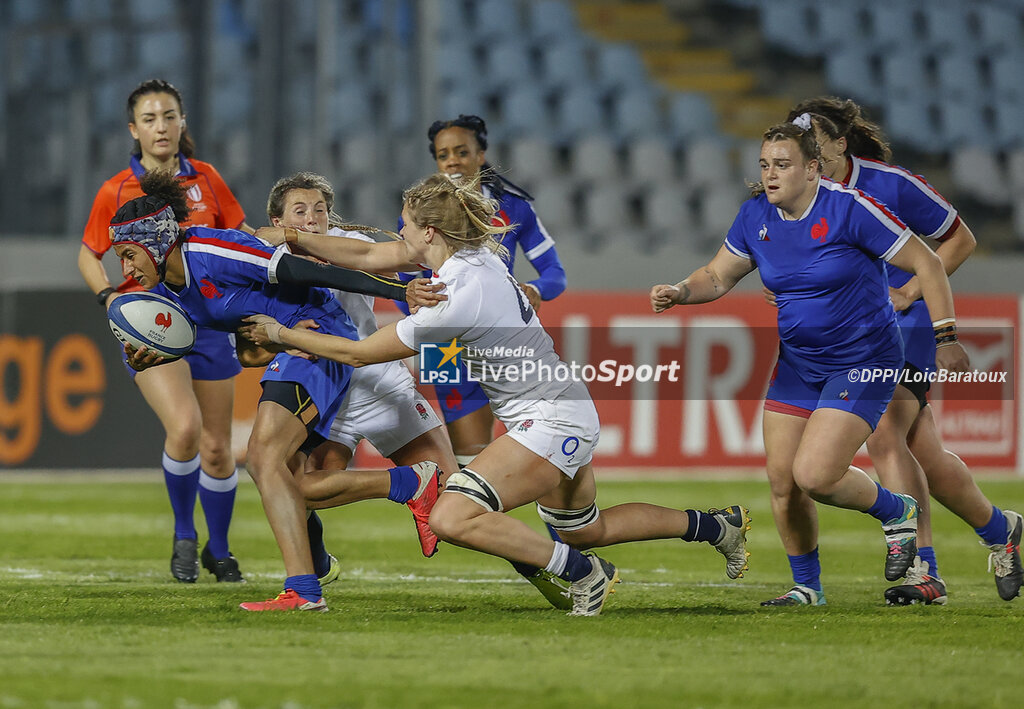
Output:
[{"xmin": 1, "ymin": 474, "xmax": 1022, "ymax": 709}]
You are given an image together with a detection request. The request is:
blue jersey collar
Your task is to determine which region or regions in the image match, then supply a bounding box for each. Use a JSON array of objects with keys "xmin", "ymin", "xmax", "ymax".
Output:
[{"xmin": 130, "ymin": 153, "xmax": 197, "ymax": 179}]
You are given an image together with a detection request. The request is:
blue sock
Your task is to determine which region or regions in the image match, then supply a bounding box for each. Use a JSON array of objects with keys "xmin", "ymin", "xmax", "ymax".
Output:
[
  {"xmin": 545, "ymin": 523, "xmax": 563, "ymax": 542},
  {"xmin": 917, "ymin": 546, "xmax": 940, "ymax": 579},
  {"xmin": 198, "ymin": 470, "xmax": 237, "ymax": 559},
  {"xmin": 866, "ymin": 482, "xmax": 905, "ymax": 523},
  {"xmin": 681, "ymin": 509, "xmax": 723, "ymax": 543},
  {"xmin": 562, "ymin": 547, "xmax": 594, "ymax": 582},
  {"xmin": 284, "ymin": 574, "xmax": 322, "ymax": 603},
  {"xmin": 387, "ymin": 465, "xmax": 419, "ymax": 503},
  {"xmin": 788, "ymin": 548, "xmax": 822, "ymax": 592},
  {"xmin": 307, "ymin": 511, "xmax": 331, "ymax": 578},
  {"xmin": 162, "ymin": 451, "xmax": 200, "ymax": 540},
  {"xmin": 976, "ymin": 507, "xmax": 1008, "ymax": 546}
]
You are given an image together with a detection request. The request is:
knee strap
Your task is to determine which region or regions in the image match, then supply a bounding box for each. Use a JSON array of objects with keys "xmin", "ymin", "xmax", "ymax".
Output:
[
  {"xmin": 444, "ymin": 468, "xmax": 503, "ymax": 512},
  {"xmin": 536, "ymin": 502, "xmax": 600, "ymax": 532}
]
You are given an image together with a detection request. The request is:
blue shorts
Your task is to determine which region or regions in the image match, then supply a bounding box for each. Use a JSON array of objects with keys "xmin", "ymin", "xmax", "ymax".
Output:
[
  {"xmin": 434, "ymin": 379, "xmax": 491, "ymax": 423},
  {"xmin": 122, "ymin": 325, "xmax": 242, "ymax": 381},
  {"xmin": 897, "ymin": 302, "xmax": 935, "ymax": 403},
  {"xmin": 765, "ymin": 354, "xmax": 897, "ymax": 430},
  {"xmin": 261, "ymin": 352, "xmax": 352, "ymax": 441}
]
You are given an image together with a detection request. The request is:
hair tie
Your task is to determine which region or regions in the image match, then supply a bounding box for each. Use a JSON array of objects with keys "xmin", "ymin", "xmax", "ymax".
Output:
[{"xmin": 791, "ymin": 113, "xmax": 813, "ymax": 131}]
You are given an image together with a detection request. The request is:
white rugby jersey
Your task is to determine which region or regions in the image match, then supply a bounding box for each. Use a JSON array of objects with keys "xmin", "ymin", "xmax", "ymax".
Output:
[
  {"xmin": 327, "ymin": 227, "xmax": 414, "ymax": 406},
  {"xmin": 395, "ymin": 248, "xmax": 590, "ymax": 424}
]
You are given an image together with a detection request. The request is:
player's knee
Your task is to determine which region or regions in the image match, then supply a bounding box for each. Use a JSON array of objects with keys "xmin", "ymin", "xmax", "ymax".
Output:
[
  {"xmin": 199, "ymin": 436, "xmax": 233, "ymax": 477},
  {"xmin": 432, "ymin": 469, "xmax": 502, "ymax": 542},
  {"xmin": 537, "ymin": 502, "xmax": 601, "ymax": 548},
  {"xmin": 164, "ymin": 414, "xmax": 202, "ymax": 454},
  {"xmin": 790, "ymin": 460, "xmax": 831, "ymax": 498}
]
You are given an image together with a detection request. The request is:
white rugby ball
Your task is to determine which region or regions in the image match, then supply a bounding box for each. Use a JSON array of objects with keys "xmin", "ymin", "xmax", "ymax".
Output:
[{"xmin": 108, "ymin": 291, "xmax": 196, "ymax": 360}]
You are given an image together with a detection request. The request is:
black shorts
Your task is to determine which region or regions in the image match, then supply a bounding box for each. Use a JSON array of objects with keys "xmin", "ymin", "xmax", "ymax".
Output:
[
  {"xmin": 897, "ymin": 362, "xmax": 930, "ymax": 411},
  {"xmin": 259, "ymin": 380, "xmax": 326, "ymax": 456}
]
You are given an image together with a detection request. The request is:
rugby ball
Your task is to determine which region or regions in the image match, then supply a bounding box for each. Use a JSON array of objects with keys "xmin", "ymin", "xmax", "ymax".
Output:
[{"xmin": 108, "ymin": 292, "xmax": 196, "ymax": 360}]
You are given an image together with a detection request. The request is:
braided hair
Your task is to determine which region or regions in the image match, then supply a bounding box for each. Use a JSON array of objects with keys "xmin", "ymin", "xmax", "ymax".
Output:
[
  {"xmin": 403, "ymin": 173, "xmax": 513, "ymax": 260},
  {"xmin": 427, "ymin": 114, "xmax": 534, "ymax": 201}
]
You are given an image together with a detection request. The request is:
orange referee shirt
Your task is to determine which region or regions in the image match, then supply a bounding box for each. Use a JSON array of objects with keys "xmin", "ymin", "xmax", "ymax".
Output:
[{"xmin": 83, "ymin": 153, "xmax": 246, "ymax": 290}]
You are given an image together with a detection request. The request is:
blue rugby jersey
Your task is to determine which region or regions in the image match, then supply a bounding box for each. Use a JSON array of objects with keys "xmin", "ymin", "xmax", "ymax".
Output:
[
  {"xmin": 724, "ymin": 178, "xmax": 911, "ymax": 378},
  {"xmin": 840, "ymin": 157, "xmax": 960, "ymax": 373},
  {"xmin": 155, "ymin": 226, "xmax": 357, "ymax": 341}
]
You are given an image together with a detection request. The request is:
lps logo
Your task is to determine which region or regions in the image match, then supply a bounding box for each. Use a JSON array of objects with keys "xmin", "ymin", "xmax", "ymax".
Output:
[{"xmin": 419, "ymin": 338, "xmax": 464, "ymax": 385}]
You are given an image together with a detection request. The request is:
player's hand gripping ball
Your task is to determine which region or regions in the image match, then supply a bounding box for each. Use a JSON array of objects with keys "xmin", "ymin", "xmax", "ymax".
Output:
[{"xmin": 108, "ymin": 292, "xmax": 196, "ymax": 361}]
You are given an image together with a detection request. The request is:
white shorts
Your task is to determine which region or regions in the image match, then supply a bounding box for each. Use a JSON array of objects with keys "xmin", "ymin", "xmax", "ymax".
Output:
[
  {"xmin": 504, "ymin": 399, "xmax": 600, "ymax": 479},
  {"xmin": 328, "ymin": 383, "xmax": 442, "ymax": 458}
]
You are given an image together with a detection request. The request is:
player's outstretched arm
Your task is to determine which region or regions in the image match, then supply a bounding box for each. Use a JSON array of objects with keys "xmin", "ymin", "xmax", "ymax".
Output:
[
  {"xmin": 240, "ymin": 317, "xmax": 415, "ymax": 368},
  {"xmin": 258, "ymin": 227, "xmax": 421, "ymax": 273},
  {"xmin": 651, "ymin": 245, "xmax": 754, "ymax": 312}
]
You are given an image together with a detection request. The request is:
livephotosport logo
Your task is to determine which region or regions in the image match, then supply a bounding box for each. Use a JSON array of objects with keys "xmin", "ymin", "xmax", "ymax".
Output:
[{"xmin": 419, "ymin": 338, "xmax": 464, "ymax": 385}]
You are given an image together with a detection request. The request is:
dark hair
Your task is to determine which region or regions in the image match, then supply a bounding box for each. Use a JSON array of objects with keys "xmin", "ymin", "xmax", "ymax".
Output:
[
  {"xmin": 427, "ymin": 113, "xmax": 534, "ymax": 201},
  {"xmin": 787, "ymin": 97, "xmax": 891, "ymax": 162},
  {"xmin": 266, "ymin": 172, "xmax": 342, "ymax": 228},
  {"xmin": 112, "ymin": 170, "xmax": 190, "ymax": 225},
  {"xmin": 749, "ymin": 122, "xmax": 823, "ymax": 196},
  {"xmin": 126, "ymin": 78, "xmax": 196, "ymax": 159}
]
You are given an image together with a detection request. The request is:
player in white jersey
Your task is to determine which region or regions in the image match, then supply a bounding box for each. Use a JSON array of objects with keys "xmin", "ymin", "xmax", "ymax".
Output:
[
  {"xmin": 242, "ymin": 174, "xmax": 752, "ymax": 616},
  {"xmin": 264, "ymin": 173, "xmax": 459, "ymax": 562}
]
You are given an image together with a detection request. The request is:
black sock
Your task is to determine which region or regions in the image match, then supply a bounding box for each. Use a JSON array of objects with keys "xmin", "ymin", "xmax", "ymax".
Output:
[
  {"xmin": 510, "ymin": 560, "xmax": 540, "ymax": 577},
  {"xmin": 307, "ymin": 511, "xmax": 330, "ymax": 577}
]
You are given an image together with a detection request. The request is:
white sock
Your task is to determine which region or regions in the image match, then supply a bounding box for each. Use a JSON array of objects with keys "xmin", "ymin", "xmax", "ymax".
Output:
[{"xmin": 544, "ymin": 542, "xmax": 570, "ymax": 577}]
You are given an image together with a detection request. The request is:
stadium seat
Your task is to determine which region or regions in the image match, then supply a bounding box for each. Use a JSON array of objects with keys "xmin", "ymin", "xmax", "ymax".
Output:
[
  {"xmin": 627, "ymin": 137, "xmax": 678, "ymax": 185},
  {"xmin": 975, "ymin": 5, "xmax": 1024, "ymax": 50},
  {"xmin": 485, "ymin": 39, "xmax": 535, "ymax": 88},
  {"xmin": 579, "ymin": 182, "xmax": 633, "ymax": 246},
  {"xmin": 611, "ymin": 87, "xmax": 663, "ymax": 142},
  {"xmin": 10, "ymin": 0, "xmax": 47, "ymax": 24},
  {"xmin": 736, "ymin": 138, "xmax": 764, "ymax": 186},
  {"xmin": 696, "ymin": 184, "xmax": 749, "ymax": 242},
  {"xmin": 432, "ymin": 44, "xmax": 478, "ymax": 89},
  {"xmin": 667, "ymin": 92, "xmax": 718, "ymax": 146},
  {"xmin": 136, "ymin": 29, "xmax": 188, "ymax": 78},
  {"xmin": 529, "ymin": 177, "xmax": 577, "ymax": 235},
  {"xmin": 816, "ymin": 3, "xmax": 870, "ymax": 48},
  {"xmin": 880, "ymin": 50, "xmax": 929, "ymax": 101},
  {"xmin": 385, "ymin": 81, "xmax": 416, "ymax": 134},
  {"xmin": 923, "ymin": 3, "xmax": 972, "ymax": 49},
  {"xmin": 439, "ymin": 86, "xmax": 488, "ymax": 121},
  {"xmin": 570, "ymin": 134, "xmax": 619, "ymax": 184},
  {"xmin": 529, "ymin": 0, "xmax": 579, "ymax": 43},
  {"xmin": 328, "ymin": 83, "xmax": 374, "ymax": 139},
  {"xmin": 885, "ymin": 94, "xmax": 941, "ymax": 151},
  {"xmin": 538, "ymin": 37, "xmax": 591, "ymax": 91},
  {"xmin": 555, "ymin": 86, "xmax": 605, "ymax": 143},
  {"xmin": 85, "ymin": 29, "xmax": 120, "ymax": 77},
  {"xmin": 91, "ymin": 78, "xmax": 125, "ymax": 132},
  {"xmin": 682, "ymin": 139, "xmax": 733, "ymax": 191},
  {"xmin": 1013, "ymin": 197, "xmax": 1024, "ymax": 241},
  {"xmin": 67, "ymin": 0, "xmax": 115, "ymax": 21},
  {"xmin": 934, "ymin": 51, "xmax": 986, "ymax": 103},
  {"xmin": 825, "ymin": 48, "xmax": 877, "ymax": 101},
  {"xmin": 499, "ymin": 82, "xmax": 551, "ymax": 138},
  {"xmin": 338, "ymin": 132, "xmax": 377, "ymax": 175},
  {"xmin": 994, "ymin": 101, "xmax": 1024, "ymax": 150},
  {"xmin": 505, "ymin": 137, "xmax": 558, "ymax": 184},
  {"xmin": 129, "ymin": 0, "xmax": 177, "ymax": 24},
  {"xmin": 990, "ymin": 53, "xmax": 1024, "ymax": 105},
  {"xmin": 760, "ymin": 0, "xmax": 818, "ymax": 55},
  {"xmin": 1007, "ymin": 149, "xmax": 1024, "ymax": 190},
  {"xmin": 645, "ymin": 183, "xmax": 697, "ymax": 235},
  {"xmin": 209, "ymin": 82, "xmax": 252, "ymax": 139},
  {"xmin": 868, "ymin": 4, "xmax": 924, "ymax": 49},
  {"xmin": 434, "ymin": 0, "xmax": 471, "ymax": 40},
  {"xmin": 595, "ymin": 43, "xmax": 649, "ymax": 93},
  {"xmin": 950, "ymin": 146, "xmax": 1010, "ymax": 206},
  {"xmin": 473, "ymin": 0, "xmax": 524, "ymax": 42},
  {"xmin": 941, "ymin": 101, "xmax": 995, "ymax": 149}
]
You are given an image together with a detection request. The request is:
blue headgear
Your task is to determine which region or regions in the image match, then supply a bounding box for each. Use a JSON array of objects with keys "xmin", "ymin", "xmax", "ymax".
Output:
[{"xmin": 110, "ymin": 204, "xmax": 180, "ymax": 277}]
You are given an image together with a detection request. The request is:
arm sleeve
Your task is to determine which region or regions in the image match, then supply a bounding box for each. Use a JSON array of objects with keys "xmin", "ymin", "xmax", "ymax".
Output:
[
  {"xmin": 200, "ymin": 162, "xmax": 247, "ymax": 229},
  {"xmin": 893, "ymin": 172, "xmax": 958, "ymax": 241},
  {"xmin": 275, "ymin": 253, "xmax": 407, "ymax": 301},
  {"xmin": 723, "ymin": 203, "xmax": 752, "ymax": 260},
  {"xmin": 848, "ymin": 196, "xmax": 912, "ymax": 262},
  {"xmin": 514, "ymin": 203, "xmax": 566, "ymax": 300}
]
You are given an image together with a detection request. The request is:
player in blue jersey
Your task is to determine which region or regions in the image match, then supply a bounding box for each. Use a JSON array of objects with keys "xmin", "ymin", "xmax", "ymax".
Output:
[
  {"xmin": 240, "ymin": 173, "xmax": 753, "ymax": 616},
  {"xmin": 108, "ymin": 172, "xmax": 445, "ymax": 612},
  {"xmin": 651, "ymin": 121, "xmax": 970, "ymax": 606},
  {"xmin": 782, "ymin": 97, "xmax": 1022, "ymax": 603},
  {"xmin": 405, "ymin": 115, "xmax": 567, "ymax": 468}
]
